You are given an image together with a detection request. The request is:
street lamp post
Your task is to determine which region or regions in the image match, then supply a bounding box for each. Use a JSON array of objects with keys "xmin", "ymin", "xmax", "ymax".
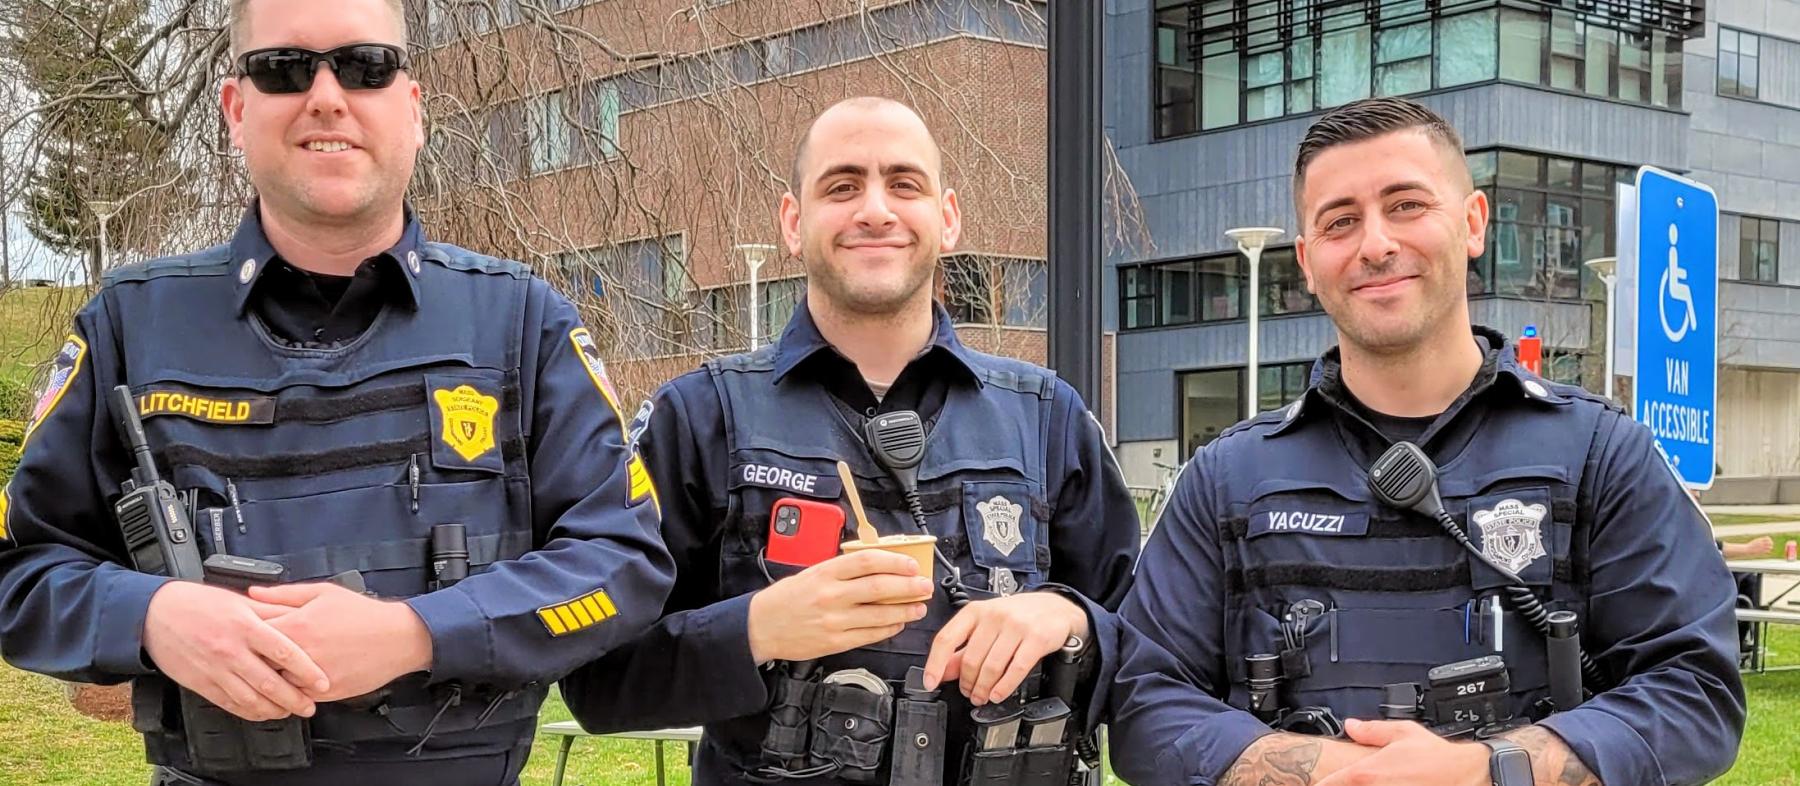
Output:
[
  {"xmin": 1225, "ymin": 227, "xmax": 1285, "ymax": 419},
  {"xmin": 88, "ymin": 200, "xmax": 119, "ymax": 285},
  {"xmin": 1585, "ymin": 256, "xmax": 1618, "ymax": 401},
  {"xmin": 734, "ymin": 243, "xmax": 777, "ymax": 350}
]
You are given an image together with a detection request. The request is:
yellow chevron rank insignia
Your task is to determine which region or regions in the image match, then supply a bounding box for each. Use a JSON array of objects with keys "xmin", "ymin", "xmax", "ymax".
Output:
[{"xmin": 537, "ymin": 588, "xmax": 618, "ymax": 637}]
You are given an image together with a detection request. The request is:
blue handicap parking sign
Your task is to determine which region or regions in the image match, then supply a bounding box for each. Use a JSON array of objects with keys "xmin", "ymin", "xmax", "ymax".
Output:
[{"xmin": 1632, "ymin": 167, "xmax": 1717, "ymax": 488}]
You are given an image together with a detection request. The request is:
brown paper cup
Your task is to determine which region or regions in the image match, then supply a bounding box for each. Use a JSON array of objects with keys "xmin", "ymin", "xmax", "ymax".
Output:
[{"xmin": 841, "ymin": 534, "xmax": 937, "ymax": 603}]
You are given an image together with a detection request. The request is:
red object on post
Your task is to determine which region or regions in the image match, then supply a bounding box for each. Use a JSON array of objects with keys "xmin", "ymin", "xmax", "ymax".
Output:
[{"xmin": 1517, "ymin": 325, "xmax": 1543, "ymax": 376}]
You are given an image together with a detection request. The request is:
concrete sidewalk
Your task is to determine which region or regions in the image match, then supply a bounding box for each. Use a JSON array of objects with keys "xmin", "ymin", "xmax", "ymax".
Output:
[
  {"xmin": 1707, "ymin": 504, "xmax": 1800, "ymax": 517},
  {"xmin": 1714, "ymin": 521, "xmax": 1800, "ymax": 538},
  {"xmin": 1706, "ymin": 504, "xmax": 1800, "ymax": 540}
]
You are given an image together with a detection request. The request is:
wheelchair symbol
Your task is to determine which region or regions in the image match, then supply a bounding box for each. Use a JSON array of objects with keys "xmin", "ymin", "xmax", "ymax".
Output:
[{"xmin": 1659, "ymin": 222, "xmax": 1698, "ymax": 343}]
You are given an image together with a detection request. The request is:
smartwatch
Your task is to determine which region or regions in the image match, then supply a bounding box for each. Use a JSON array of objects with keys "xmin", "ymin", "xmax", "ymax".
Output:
[{"xmin": 1480, "ymin": 738, "xmax": 1534, "ymax": 786}]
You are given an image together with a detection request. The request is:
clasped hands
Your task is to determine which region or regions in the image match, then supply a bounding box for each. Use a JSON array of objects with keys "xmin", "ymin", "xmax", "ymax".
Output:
[{"xmin": 141, "ymin": 580, "xmax": 433, "ymax": 721}]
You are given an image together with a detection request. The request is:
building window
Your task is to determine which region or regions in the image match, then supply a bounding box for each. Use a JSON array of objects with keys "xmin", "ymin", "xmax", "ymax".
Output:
[
  {"xmin": 1256, "ymin": 361, "xmax": 1311, "ymax": 417},
  {"xmin": 1260, "ymin": 246, "xmax": 1318, "ymax": 316},
  {"xmin": 1468, "ymin": 149, "xmax": 1625, "ymax": 301},
  {"xmin": 1154, "ymin": 0, "xmax": 1684, "ymax": 138},
  {"xmin": 1120, "ymin": 247, "xmax": 1315, "ymax": 331},
  {"xmin": 554, "ymin": 235, "xmax": 690, "ymax": 358},
  {"xmin": 1542, "ymin": 350, "xmax": 1585, "ymax": 386},
  {"xmin": 941, "ymin": 256, "xmax": 1048, "ymax": 328},
  {"xmin": 528, "ymin": 91, "xmax": 573, "ymax": 174},
  {"xmin": 1179, "ymin": 360, "xmax": 1311, "ymax": 454},
  {"xmin": 578, "ymin": 81, "xmax": 622, "ymax": 162},
  {"xmin": 1740, "ymin": 217, "xmax": 1781, "ymax": 283},
  {"xmin": 1719, "ymin": 28, "xmax": 1760, "ymax": 99},
  {"xmin": 697, "ymin": 276, "xmax": 805, "ymax": 351}
]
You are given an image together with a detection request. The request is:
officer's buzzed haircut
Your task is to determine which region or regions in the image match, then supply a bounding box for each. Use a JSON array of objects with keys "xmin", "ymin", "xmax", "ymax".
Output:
[
  {"xmin": 228, "ymin": 0, "xmax": 409, "ymax": 57},
  {"xmin": 789, "ymin": 96, "xmax": 944, "ymax": 196},
  {"xmin": 1292, "ymin": 97, "xmax": 1468, "ymax": 217}
]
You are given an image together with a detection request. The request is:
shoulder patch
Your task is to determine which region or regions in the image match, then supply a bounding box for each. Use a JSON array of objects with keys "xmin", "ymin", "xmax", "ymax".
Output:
[
  {"xmin": 627, "ymin": 399, "xmax": 654, "ymax": 452},
  {"xmin": 23, "ymin": 334, "xmax": 88, "ymax": 446},
  {"xmin": 568, "ymin": 327, "xmax": 626, "ymax": 420},
  {"xmin": 566, "ymin": 328, "xmax": 660, "ymax": 513}
]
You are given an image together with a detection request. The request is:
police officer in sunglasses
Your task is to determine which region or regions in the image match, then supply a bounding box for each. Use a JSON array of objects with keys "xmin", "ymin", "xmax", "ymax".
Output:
[{"xmin": 0, "ymin": 1, "xmax": 674, "ymax": 784}]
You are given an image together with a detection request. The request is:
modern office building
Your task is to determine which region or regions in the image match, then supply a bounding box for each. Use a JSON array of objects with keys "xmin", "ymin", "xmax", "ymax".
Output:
[
  {"xmin": 405, "ymin": 0, "xmax": 1055, "ymax": 403},
  {"xmin": 1103, "ymin": 0, "xmax": 1800, "ymax": 482}
]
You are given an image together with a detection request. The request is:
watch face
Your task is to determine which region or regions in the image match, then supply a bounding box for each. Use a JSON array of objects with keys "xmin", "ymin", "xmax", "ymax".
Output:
[{"xmin": 1492, "ymin": 749, "xmax": 1535, "ymax": 786}]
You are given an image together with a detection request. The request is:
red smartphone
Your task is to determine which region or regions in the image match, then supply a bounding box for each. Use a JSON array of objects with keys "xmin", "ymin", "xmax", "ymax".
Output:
[{"xmin": 766, "ymin": 497, "xmax": 845, "ymax": 568}]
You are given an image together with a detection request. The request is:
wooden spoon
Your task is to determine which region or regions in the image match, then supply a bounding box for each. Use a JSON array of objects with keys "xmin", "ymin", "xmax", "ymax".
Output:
[{"xmin": 837, "ymin": 461, "xmax": 879, "ymax": 544}]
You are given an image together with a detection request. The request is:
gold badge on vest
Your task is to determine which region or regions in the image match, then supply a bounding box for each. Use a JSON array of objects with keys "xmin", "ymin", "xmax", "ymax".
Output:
[{"xmin": 432, "ymin": 384, "xmax": 500, "ymax": 462}]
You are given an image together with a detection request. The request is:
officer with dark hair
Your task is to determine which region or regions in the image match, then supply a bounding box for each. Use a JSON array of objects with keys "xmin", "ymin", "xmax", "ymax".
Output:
[
  {"xmin": 0, "ymin": 1, "xmax": 673, "ymax": 784},
  {"xmin": 1108, "ymin": 97, "xmax": 1743, "ymax": 786},
  {"xmin": 559, "ymin": 96, "xmax": 1140, "ymax": 786}
]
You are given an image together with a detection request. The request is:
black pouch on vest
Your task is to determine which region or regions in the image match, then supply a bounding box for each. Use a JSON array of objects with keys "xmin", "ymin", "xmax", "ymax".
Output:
[
  {"xmin": 131, "ymin": 676, "xmax": 174, "ymax": 734},
  {"xmin": 890, "ymin": 680, "xmax": 948, "ymax": 786},
  {"xmin": 963, "ymin": 747, "xmax": 1023, "ymax": 785},
  {"xmin": 761, "ymin": 670, "xmax": 819, "ymax": 770},
  {"xmin": 807, "ymin": 682, "xmax": 894, "ymax": 783},
  {"xmin": 963, "ymin": 745, "xmax": 1074, "ymax": 786},
  {"xmin": 1018, "ymin": 745, "xmax": 1076, "ymax": 786}
]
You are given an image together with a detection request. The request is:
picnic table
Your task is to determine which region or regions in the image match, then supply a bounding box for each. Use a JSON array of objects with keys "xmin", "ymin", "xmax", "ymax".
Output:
[
  {"xmin": 1728, "ymin": 558, "xmax": 1800, "ymax": 608},
  {"xmin": 540, "ymin": 721, "xmax": 702, "ymax": 786},
  {"xmin": 1728, "ymin": 559, "xmax": 1800, "ymax": 672}
]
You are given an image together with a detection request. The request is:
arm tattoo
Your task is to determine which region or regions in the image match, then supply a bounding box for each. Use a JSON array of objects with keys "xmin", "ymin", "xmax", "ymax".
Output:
[
  {"xmin": 1504, "ymin": 725, "xmax": 1602, "ymax": 786},
  {"xmin": 1220, "ymin": 735, "xmax": 1323, "ymax": 786}
]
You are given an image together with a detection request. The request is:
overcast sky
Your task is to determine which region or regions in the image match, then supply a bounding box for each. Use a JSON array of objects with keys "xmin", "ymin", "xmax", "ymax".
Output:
[{"xmin": 3, "ymin": 208, "xmax": 84, "ymax": 285}]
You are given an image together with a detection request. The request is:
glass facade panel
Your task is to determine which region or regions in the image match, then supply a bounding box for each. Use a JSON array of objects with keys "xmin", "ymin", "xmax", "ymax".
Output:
[
  {"xmin": 1201, "ymin": 51, "xmax": 1242, "ymax": 128},
  {"xmin": 1199, "ymin": 255, "xmax": 1245, "ymax": 320},
  {"xmin": 1438, "ymin": 10, "xmax": 1498, "ymax": 87},
  {"xmin": 1261, "ymin": 248, "xmax": 1318, "ymax": 316},
  {"xmin": 1318, "ymin": 24, "xmax": 1373, "ymax": 106},
  {"xmin": 1584, "ymin": 25, "xmax": 1616, "ymax": 97},
  {"xmin": 1618, "ymin": 32, "xmax": 1649, "ymax": 102},
  {"xmin": 1180, "ymin": 361, "xmax": 1312, "ymax": 454},
  {"xmin": 1498, "ymin": 8, "xmax": 1543, "ymax": 83},
  {"xmin": 1181, "ymin": 369, "xmax": 1241, "ymax": 454},
  {"xmin": 1120, "ymin": 247, "xmax": 1319, "ymax": 332},
  {"xmin": 1472, "ymin": 150, "xmax": 1622, "ymax": 304},
  {"xmin": 1549, "ymin": 12, "xmax": 1582, "ymax": 91},
  {"xmin": 1741, "ymin": 217, "xmax": 1781, "ymax": 283},
  {"xmin": 1719, "ymin": 29, "xmax": 1762, "ymax": 99},
  {"xmin": 1152, "ymin": 0, "xmax": 1682, "ymax": 138}
]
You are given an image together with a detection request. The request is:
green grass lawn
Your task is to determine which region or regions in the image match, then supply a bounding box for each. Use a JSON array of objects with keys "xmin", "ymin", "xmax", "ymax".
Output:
[
  {"xmin": 1718, "ymin": 625, "xmax": 1800, "ymax": 785},
  {"xmin": 6, "ymin": 625, "xmax": 1798, "ymax": 785},
  {"xmin": 0, "ymin": 286, "xmax": 90, "ymax": 387},
  {"xmin": 1712, "ymin": 514, "xmax": 1799, "ymax": 527},
  {"xmin": 0, "ymin": 664, "xmax": 692, "ymax": 786}
]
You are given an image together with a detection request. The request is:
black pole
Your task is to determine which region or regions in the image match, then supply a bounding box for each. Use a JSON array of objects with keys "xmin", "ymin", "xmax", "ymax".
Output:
[{"xmin": 1046, "ymin": 0, "xmax": 1103, "ymax": 404}]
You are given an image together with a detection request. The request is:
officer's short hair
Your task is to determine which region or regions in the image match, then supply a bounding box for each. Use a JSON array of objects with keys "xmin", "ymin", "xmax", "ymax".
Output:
[
  {"xmin": 229, "ymin": 0, "xmax": 409, "ymax": 57},
  {"xmin": 1292, "ymin": 97, "xmax": 1467, "ymax": 218},
  {"xmin": 789, "ymin": 97, "xmax": 943, "ymax": 197}
]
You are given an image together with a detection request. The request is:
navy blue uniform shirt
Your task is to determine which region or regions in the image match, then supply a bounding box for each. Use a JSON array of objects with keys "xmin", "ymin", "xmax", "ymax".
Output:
[
  {"xmin": 560, "ymin": 301, "xmax": 1139, "ymax": 782},
  {"xmin": 0, "ymin": 208, "xmax": 676, "ymax": 784},
  {"xmin": 1109, "ymin": 328, "xmax": 1744, "ymax": 786}
]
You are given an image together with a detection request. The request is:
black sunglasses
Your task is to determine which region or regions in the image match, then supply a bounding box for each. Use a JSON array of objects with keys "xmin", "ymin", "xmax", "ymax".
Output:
[{"xmin": 235, "ymin": 44, "xmax": 409, "ymax": 95}]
